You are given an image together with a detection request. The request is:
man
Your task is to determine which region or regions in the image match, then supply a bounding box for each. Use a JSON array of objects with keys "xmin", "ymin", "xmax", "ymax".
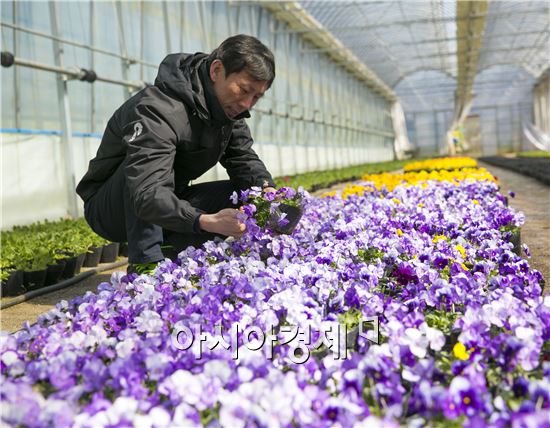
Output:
[{"xmin": 76, "ymin": 34, "xmax": 276, "ymax": 273}]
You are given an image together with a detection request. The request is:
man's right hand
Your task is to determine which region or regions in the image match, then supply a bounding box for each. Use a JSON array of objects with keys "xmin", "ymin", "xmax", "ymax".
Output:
[{"xmin": 198, "ymin": 208, "xmax": 246, "ymax": 238}]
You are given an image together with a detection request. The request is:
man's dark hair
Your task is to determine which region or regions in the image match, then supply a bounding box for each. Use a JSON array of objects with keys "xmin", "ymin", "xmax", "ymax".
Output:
[{"xmin": 211, "ymin": 34, "xmax": 275, "ymax": 87}]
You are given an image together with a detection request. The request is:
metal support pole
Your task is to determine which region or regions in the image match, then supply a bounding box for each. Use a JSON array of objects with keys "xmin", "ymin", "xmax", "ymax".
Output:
[
  {"xmin": 90, "ymin": 1, "xmax": 95, "ymax": 133},
  {"xmin": 284, "ymin": 33, "xmax": 296, "ymax": 175},
  {"xmin": 114, "ymin": 1, "xmax": 131, "ymax": 99},
  {"xmin": 87, "ymin": 1, "xmax": 96, "ymax": 174},
  {"xmin": 12, "ymin": 2, "xmax": 20, "ymax": 129},
  {"xmin": 509, "ymin": 104, "xmax": 516, "ymax": 152},
  {"xmin": 297, "ymin": 38, "xmax": 308, "ymax": 173},
  {"xmin": 140, "ymin": 0, "xmax": 145, "ymax": 81},
  {"xmin": 494, "ymin": 107, "xmax": 500, "ymax": 154},
  {"xmin": 270, "ymin": 21, "xmax": 282, "ymax": 177},
  {"xmin": 433, "ymin": 110, "xmax": 439, "ymax": 154},
  {"xmin": 162, "ymin": 0, "xmax": 172, "ymax": 53},
  {"xmin": 49, "ymin": 1, "xmax": 78, "ymax": 218}
]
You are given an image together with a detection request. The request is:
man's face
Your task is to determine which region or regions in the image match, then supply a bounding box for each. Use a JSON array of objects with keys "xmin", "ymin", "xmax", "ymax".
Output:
[{"xmin": 209, "ymin": 59, "xmax": 269, "ymax": 119}]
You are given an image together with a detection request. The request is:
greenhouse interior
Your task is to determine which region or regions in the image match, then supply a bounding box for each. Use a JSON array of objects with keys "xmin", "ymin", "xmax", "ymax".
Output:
[{"xmin": 1, "ymin": 0, "xmax": 549, "ymax": 426}]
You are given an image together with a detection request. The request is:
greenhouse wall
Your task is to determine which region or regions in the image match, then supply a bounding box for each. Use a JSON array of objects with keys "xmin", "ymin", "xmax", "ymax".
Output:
[
  {"xmin": 404, "ymin": 101, "xmax": 532, "ymax": 157},
  {"xmin": 0, "ymin": 1, "xmax": 395, "ymax": 229}
]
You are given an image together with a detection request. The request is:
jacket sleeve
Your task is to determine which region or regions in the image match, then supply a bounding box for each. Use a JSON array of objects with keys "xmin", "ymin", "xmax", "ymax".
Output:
[
  {"xmin": 124, "ymin": 103, "xmax": 203, "ymax": 233},
  {"xmin": 219, "ymin": 119, "xmax": 276, "ymax": 190}
]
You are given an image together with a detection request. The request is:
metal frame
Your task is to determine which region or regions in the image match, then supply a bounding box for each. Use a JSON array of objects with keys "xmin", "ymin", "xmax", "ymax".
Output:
[
  {"xmin": 49, "ymin": 1, "xmax": 78, "ymax": 218},
  {"xmin": 300, "ymin": 29, "xmax": 547, "ymax": 54},
  {"xmin": 0, "ymin": 20, "xmax": 157, "ymax": 68},
  {"xmin": 275, "ymin": 9, "xmax": 544, "ymax": 34}
]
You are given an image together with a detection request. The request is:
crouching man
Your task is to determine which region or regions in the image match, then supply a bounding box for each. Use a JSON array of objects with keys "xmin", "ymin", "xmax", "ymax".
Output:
[{"xmin": 76, "ymin": 34, "xmax": 276, "ymax": 273}]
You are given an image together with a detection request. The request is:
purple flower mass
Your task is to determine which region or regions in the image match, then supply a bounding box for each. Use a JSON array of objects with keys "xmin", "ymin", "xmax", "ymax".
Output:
[{"xmin": 1, "ymin": 177, "xmax": 548, "ymax": 427}]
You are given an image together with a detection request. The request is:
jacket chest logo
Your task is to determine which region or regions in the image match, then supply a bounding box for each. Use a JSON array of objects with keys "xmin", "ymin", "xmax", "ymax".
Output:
[{"xmin": 129, "ymin": 122, "xmax": 143, "ymax": 142}]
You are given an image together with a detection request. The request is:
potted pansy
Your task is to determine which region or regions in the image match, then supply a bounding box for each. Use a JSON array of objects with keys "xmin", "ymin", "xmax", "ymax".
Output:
[{"xmin": 233, "ymin": 186, "xmax": 307, "ymax": 236}]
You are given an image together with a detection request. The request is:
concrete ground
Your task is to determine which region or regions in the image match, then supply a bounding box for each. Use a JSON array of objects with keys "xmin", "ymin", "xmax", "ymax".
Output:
[
  {"xmin": 1, "ymin": 163, "xmax": 548, "ymax": 333},
  {"xmin": 479, "ymin": 161, "xmax": 550, "ymax": 294}
]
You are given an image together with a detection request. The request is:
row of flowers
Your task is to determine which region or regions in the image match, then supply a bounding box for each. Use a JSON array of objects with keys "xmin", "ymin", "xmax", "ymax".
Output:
[
  {"xmin": 1, "ymin": 164, "xmax": 548, "ymax": 427},
  {"xmin": 403, "ymin": 157, "xmax": 478, "ymax": 172}
]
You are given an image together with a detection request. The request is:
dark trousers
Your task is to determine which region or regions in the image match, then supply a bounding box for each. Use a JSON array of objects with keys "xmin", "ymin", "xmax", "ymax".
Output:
[{"xmin": 83, "ymin": 161, "xmax": 237, "ymax": 264}]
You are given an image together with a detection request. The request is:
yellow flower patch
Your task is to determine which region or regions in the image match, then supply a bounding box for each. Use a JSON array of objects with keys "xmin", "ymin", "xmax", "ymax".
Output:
[
  {"xmin": 341, "ymin": 185, "xmax": 368, "ymax": 200},
  {"xmin": 404, "ymin": 157, "xmax": 478, "ymax": 172},
  {"xmin": 360, "ymin": 167, "xmax": 496, "ymax": 192}
]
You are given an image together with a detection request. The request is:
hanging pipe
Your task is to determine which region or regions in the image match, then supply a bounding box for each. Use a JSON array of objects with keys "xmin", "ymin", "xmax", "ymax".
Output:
[{"xmin": 1, "ymin": 51, "xmax": 147, "ymax": 90}]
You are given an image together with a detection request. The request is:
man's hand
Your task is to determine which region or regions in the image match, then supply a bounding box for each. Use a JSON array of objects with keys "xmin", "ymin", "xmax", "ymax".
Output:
[{"xmin": 198, "ymin": 208, "xmax": 246, "ymax": 238}]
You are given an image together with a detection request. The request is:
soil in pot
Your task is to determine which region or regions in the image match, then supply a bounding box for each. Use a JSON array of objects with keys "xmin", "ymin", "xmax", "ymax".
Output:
[{"xmin": 509, "ymin": 229, "xmax": 522, "ymax": 256}]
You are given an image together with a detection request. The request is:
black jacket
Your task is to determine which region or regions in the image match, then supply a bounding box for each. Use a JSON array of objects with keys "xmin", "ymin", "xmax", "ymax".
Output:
[{"xmin": 76, "ymin": 53, "xmax": 275, "ymax": 233}]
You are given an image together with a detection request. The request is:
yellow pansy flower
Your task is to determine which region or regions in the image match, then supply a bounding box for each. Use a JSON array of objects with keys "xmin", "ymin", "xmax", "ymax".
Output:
[
  {"xmin": 432, "ymin": 235, "xmax": 447, "ymax": 244},
  {"xmin": 453, "ymin": 342, "xmax": 470, "ymax": 360}
]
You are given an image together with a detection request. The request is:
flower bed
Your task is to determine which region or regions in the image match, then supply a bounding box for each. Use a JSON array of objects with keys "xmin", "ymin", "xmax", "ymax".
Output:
[
  {"xmin": 479, "ymin": 156, "xmax": 550, "ymax": 186},
  {"xmin": 1, "ymin": 167, "xmax": 548, "ymax": 427},
  {"xmin": 404, "ymin": 157, "xmax": 478, "ymax": 172},
  {"xmin": 274, "ymin": 159, "xmax": 413, "ymax": 191}
]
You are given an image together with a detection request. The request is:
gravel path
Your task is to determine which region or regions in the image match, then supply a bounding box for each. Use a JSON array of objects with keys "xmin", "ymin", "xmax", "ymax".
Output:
[{"xmin": 479, "ymin": 161, "xmax": 550, "ymax": 294}]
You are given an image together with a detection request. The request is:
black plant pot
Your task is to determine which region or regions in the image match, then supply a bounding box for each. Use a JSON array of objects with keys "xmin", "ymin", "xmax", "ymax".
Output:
[
  {"xmin": 2, "ymin": 270, "xmax": 25, "ymax": 297},
  {"xmin": 23, "ymin": 269, "xmax": 47, "ymax": 291},
  {"xmin": 508, "ymin": 229, "xmax": 521, "ymax": 256},
  {"xmin": 100, "ymin": 242, "xmax": 120, "ymax": 263},
  {"xmin": 61, "ymin": 253, "xmax": 86, "ymax": 279},
  {"xmin": 83, "ymin": 246, "xmax": 103, "ymax": 267},
  {"xmin": 119, "ymin": 242, "xmax": 129, "ymax": 257},
  {"xmin": 45, "ymin": 260, "xmax": 67, "ymax": 286},
  {"xmin": 270, "ymin": 204, "xmax": 304, "ymax": 235}
]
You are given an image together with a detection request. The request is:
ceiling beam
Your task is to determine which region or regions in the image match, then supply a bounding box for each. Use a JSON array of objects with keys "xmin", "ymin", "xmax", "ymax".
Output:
[
  {"xmin": 273, "ymin": 9, "xmax": 543, "ymax": 35},
  {"xmin": 260, "ymin": 1, "xmax": 396, "ymax": 102},
  {"xmin": 300, "ymin": 29, "xmax": 548, "ymax": 54},
  {"xmin": 363, "ymin": 43, "xmax": 546, "ymax": 62}
]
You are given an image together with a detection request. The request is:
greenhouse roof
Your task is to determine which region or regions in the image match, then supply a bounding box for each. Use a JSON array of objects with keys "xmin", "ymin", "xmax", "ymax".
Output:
[{"xmin": 271, "ymin": 1, "xmax": 549, "ymax": 112}]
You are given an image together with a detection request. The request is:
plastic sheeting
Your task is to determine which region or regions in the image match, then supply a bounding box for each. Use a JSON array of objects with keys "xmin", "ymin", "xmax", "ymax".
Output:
[{"xmin": 300, "ymin": 0, "xmax": 550, "ymax": 155}]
